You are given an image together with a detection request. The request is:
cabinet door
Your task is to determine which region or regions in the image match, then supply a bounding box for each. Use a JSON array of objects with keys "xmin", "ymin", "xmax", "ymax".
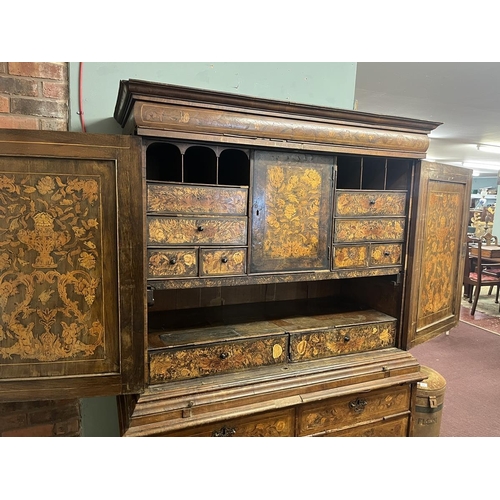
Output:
[
  {"xmin": 403, "ymin": 161, "xmax": 472, "ymax": 349},
  {"xmin": 0, "ymin": 130, "xmax": 144, "ymax": 401},
  {"xmin": 250, "ymin": 151, "xmax": 333, "ymax": 273}
]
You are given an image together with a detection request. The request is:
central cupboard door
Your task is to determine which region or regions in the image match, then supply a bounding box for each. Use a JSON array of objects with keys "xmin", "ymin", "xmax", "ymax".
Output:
[{"xmin": 250, "ymin": 151, "xmax": 333, "ymax": 273}]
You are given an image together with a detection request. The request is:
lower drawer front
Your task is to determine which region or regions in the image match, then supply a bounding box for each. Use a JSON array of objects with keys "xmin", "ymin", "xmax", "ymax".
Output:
[
  {"xmin": 149, "ymin": 335, "xmax": 287, "ymax": 383},
  {"xmin": 200, "ymin": 248, "xmax": 247, "ymax": 276},
  {"xmin": 297, "ymin": 385, "xmax": 411, "ymax": 436},
  {"xmin": 148, "ymin": 248, "xmax": 197, "ymax": 278},
  {"xmin": 333, "ymin": 245, "xmax": 368, "ymax": 269},
  {"xmin": 323, "ymin": 415, "xmax": 409, "ymax": 437},
  {"xmin": 289, "ymin": 321, "xmax": 396, "ymax": 362},
  {"xmin": 161, "ymin": 408, "xmax": 295, "ymax": 437},
  {"xmin": 369, "ymin": 243, "xmax": 403, "ymax": 266}
]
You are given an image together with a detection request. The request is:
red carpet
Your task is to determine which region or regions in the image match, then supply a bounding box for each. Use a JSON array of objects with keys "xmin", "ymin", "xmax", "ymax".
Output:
[{"xmin": 410, "ymin": 311, "xmax": 500, "ymax": 437}]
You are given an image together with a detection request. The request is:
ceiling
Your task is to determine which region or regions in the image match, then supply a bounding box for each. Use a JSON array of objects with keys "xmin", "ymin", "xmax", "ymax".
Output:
[{"xmin": 354, "ymin": 62, "xmax": 500, "ymax": 178}]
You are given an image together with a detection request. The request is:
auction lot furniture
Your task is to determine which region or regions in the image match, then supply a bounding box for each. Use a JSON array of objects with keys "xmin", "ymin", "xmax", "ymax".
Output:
[{"xmin": 0, "ymin": 80, "xmax": 471, "ymax": 436}]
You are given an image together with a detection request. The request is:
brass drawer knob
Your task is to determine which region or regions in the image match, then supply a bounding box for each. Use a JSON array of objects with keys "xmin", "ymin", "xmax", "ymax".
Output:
[
  {"xmin": 343, "ymin": 335, "xmax": 350, "ymax": 342},
  {"xmin": 219, "ymin": 352, "xmax": 230, "ymax": 360},
  {"xmin": 384, "ymin": 251, "xmax": 391, "ymax": 256},
  {"xmin": 212, "ymin": 426, "xmax": 236, "ymax": 437},
  {"xmin": 369, "ymin": 199, "xmax": 376, "ymax": 205},
  {"xmin": 197, "ymin": 225, "xmax": 204, "ymax": 232},
  {"xmin": 349, "ymin": 398, "xmax": 367, "ymax": 413},
  {"xmin": 221, "ymin": 257, "xmax": 228, "ymax": 263},
  {"xmin": 169, "ymin": 258, "xmax": 177, "ymax": 265}
]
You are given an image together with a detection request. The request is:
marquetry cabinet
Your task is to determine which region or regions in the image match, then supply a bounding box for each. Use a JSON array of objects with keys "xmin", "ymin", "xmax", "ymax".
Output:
[{"xmin": 0, "ymin": 79, "xmax": 471, "ymax": 438}]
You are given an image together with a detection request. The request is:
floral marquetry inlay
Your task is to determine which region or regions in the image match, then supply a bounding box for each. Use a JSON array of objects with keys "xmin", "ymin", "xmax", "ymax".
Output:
[
  {"xmin": 0, "ymin": 173, "xmax": 105, "ymax": 362},
  {"xmin": 264, "ymin": 166, "xmax": 322, "ymax": 259},
  {"xmin": 417, "ymin": 188, "xmax": 461, "ymax": 326}
]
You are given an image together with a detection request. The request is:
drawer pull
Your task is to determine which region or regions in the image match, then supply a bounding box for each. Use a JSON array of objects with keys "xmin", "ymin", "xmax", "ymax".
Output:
[
  {"xmin": 384, "ymin": 251, "xmax": 391, "ymax": 256},
  {"xmin": 197, "ymin": 225, "xmax": 204, "ymax": 232},
  {"xmin": 212, "ymin": 426, "xmax": 236, "ymax": 437},
  {"xmin": 219, "ymin": 352, "xmax": 230, "ymax": 360},
  {"xmin": 221, "ymin": 257, "xmax": 228, "ymax": 263},
  {"xmin": 343, "ymin": 335, "xmax": 351, "ymax": 342},
  {"xmin": 169, "ymin": 258, "xmax": 177, "ymax": 265},
  {"xmin": 349, "ymin": 398, "xmax": 368, "ymax": 413},
  {"xmin": 369, "ymin": 199, "xmax": 376, "ymax": 205}
]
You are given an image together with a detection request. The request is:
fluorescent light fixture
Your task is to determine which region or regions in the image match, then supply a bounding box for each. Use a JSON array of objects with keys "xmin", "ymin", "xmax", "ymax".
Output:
[
  {"xmin": 477, "ymin": 144, "xmax": 500, "ymax": 154},
  {"xmin": 463, "ymin": 162, "xmax": 500, "ymax": 171},
  {"xmin": 472, "ymin": 171, "xmax": 480, "ymax": 176}
]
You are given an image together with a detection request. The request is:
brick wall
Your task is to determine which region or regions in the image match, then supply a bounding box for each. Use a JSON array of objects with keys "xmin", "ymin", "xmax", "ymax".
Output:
[
  {"xmin": 0, "ymin": 62, "xmax": 81, "ymax": 437},
  {"xmin": 0, "ymin": 62, "xmax": 68, "ymax": 131}
]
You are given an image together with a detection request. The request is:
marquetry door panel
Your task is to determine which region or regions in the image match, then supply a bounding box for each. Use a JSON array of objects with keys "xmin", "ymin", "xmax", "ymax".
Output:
[
  {"xmin": 250, "ymin": 151, "xmax": 333, "ymax": 273},
  {"xmin": 404, "ymin": 161, "xmax": 472, "ymax": 349},
  {"xmin": 0, "ymin": 130, "xmax": 144, "ymax": 401}
]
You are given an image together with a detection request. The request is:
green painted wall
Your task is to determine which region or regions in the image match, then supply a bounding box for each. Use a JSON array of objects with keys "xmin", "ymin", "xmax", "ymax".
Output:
[
  {"xmin": 72, "ymin": 61, "xmax": 357, "ymax": 437},
  {"xmin": 68, "ymin": 62, "xmax": 357, "ymax": 133}
]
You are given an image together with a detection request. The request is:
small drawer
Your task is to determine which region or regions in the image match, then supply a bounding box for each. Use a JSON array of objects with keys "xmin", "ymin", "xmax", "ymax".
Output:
[
  {"xmin": 335, "ymin": 191, "xmax": 407, "ymax": 217},
  {"xmin": 162, "ymin": 408, "xmax": 295, "ymax": 437},
  {"xmin": 149, "ymin": 334, "xmax": 288, "ymax": 383},
  {"xmin": 200, "ymin": 248, "xmax": 247, "ymax": 276},
  {"xmin": 289, "ymin": 320, "xmax": 396, "ymax": 362},
  {"xmin": 147, "ymin": 216, "xmax": 248, "ymax": 245},
  {"xmin": 148, "ymin": 248, "xmax": 198, "ymax": 278},
  {"xmin": 297, "ymin": 385, "xmax": 411, "ymax": 436},
  {"xmin": 334, "ymin": 218, "xmax": 405, "ymax": 243},
  {"xmin": 369, "ymin": 243, "xmax": 403, "ymax": 267},
  {"xmin": 332, "ymin": 245, "xmax": 368, "ymax": 269},
  {"xmin": 147, "ymin": 183, "xmax": 248, "ymax": 216}
]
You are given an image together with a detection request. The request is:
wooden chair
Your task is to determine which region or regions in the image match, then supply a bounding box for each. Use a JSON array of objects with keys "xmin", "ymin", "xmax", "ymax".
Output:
[
  {"xmin": 480, "ymin": 233, "xmax": 500, "ymax": 299},
  {"xmin": 464, "ymin": 237, "xmax": 500, "ymax": 315},
  {"xmin": 481, "ymin": 232, "xmax": 498, "ymax": 246}
]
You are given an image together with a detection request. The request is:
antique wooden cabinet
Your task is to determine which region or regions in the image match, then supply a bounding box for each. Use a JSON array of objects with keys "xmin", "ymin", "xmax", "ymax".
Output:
[{"xmin": 0, "ymin": 79, "xmax": 471, "ymax": 437}]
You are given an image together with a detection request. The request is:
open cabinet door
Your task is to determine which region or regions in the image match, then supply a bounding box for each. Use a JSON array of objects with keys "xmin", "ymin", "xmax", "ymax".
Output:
[
  {"xmin": 0, "ymin": 130, "xmax": 145, "ymax": 401},
  {"xmin": 403, "ymin": 160, "xmax": 472, "ymax": 349}
]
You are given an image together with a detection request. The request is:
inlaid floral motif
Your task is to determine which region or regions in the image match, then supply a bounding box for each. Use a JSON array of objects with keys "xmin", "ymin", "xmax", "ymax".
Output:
[
  {"xmin": 263, "ymin": 166, "xmax": 322, "ymax": 259},
  {"xmin": 147, "ymin": 184, "xmax": 248, "ymax": 215},
  {"xmin": 335, "ymin": 218, "xmax": 405, "ymax": 242},
  {"xmin": 148, "ymin": 250, "xmax": 198, "ymax": 278},
  {"xmin": 290, "ymin": 322, "xmax": 396, "ymax": 361},
  {"xmin": 417, "ymin": 189, "xmax": 461, "ymax": 325},
  {"xmin": 336, "ymin": 192, "xmax": 407, "ymax": 217},
  {"xmin": 148, "ymin": 217, "xmax": 247, "ymax": 245},
  {"xmin": 149, "ymin": 336, "xmax": 287, "ymax": 383},
  {"xmin": 201, "ymin": 249, "xmax": 246, "ymax": 276},
  {"xmin": 0, "ymin": 173, "xmax": 104, "ymax": 362}
]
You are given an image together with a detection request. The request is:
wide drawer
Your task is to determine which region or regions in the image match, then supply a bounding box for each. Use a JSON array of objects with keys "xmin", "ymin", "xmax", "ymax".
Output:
[
  {"xmin": 334, "ymin": 218, "xmax": 405, "ymax": 243},
  {"xmin": 148, "ymin": 248, "xmax": 198, "ymax": 278},
  {"xmin": 297, "ymin": 385, "xmax": 411, "ymax": 436},
  {"xmin": 289, "ymin": 321, "xmax": 396, "ymax": 362},
  {"xmin": 160, "ymin": 408, "xmax": 295, "ymax": 437},
  {"xmin": 147, "ymin": 183, "xmax": 248, "ymax": 216},
  {"xmin": 147, "ymin": 216, "xmax": 248, "ymax": 245},
  {"xmin": 200, "ymin": 248, "xmax": 247, "ymax": 276},
  {"xmin": 149, "ymin": 334, "xmax": 287, "ymax": 383},
  {"xmin": 322, "ymin": 415, "xmax": 409, "ymax": 437},
  {"xmin": 335, "ymin": 191, "xmax": 407, "ymax": 217}
]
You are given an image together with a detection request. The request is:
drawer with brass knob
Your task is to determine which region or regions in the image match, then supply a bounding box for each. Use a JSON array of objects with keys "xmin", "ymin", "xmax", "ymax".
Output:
[{"xmin": 297, "ymin": 385, "xmax": 411, "ymax": 436}]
